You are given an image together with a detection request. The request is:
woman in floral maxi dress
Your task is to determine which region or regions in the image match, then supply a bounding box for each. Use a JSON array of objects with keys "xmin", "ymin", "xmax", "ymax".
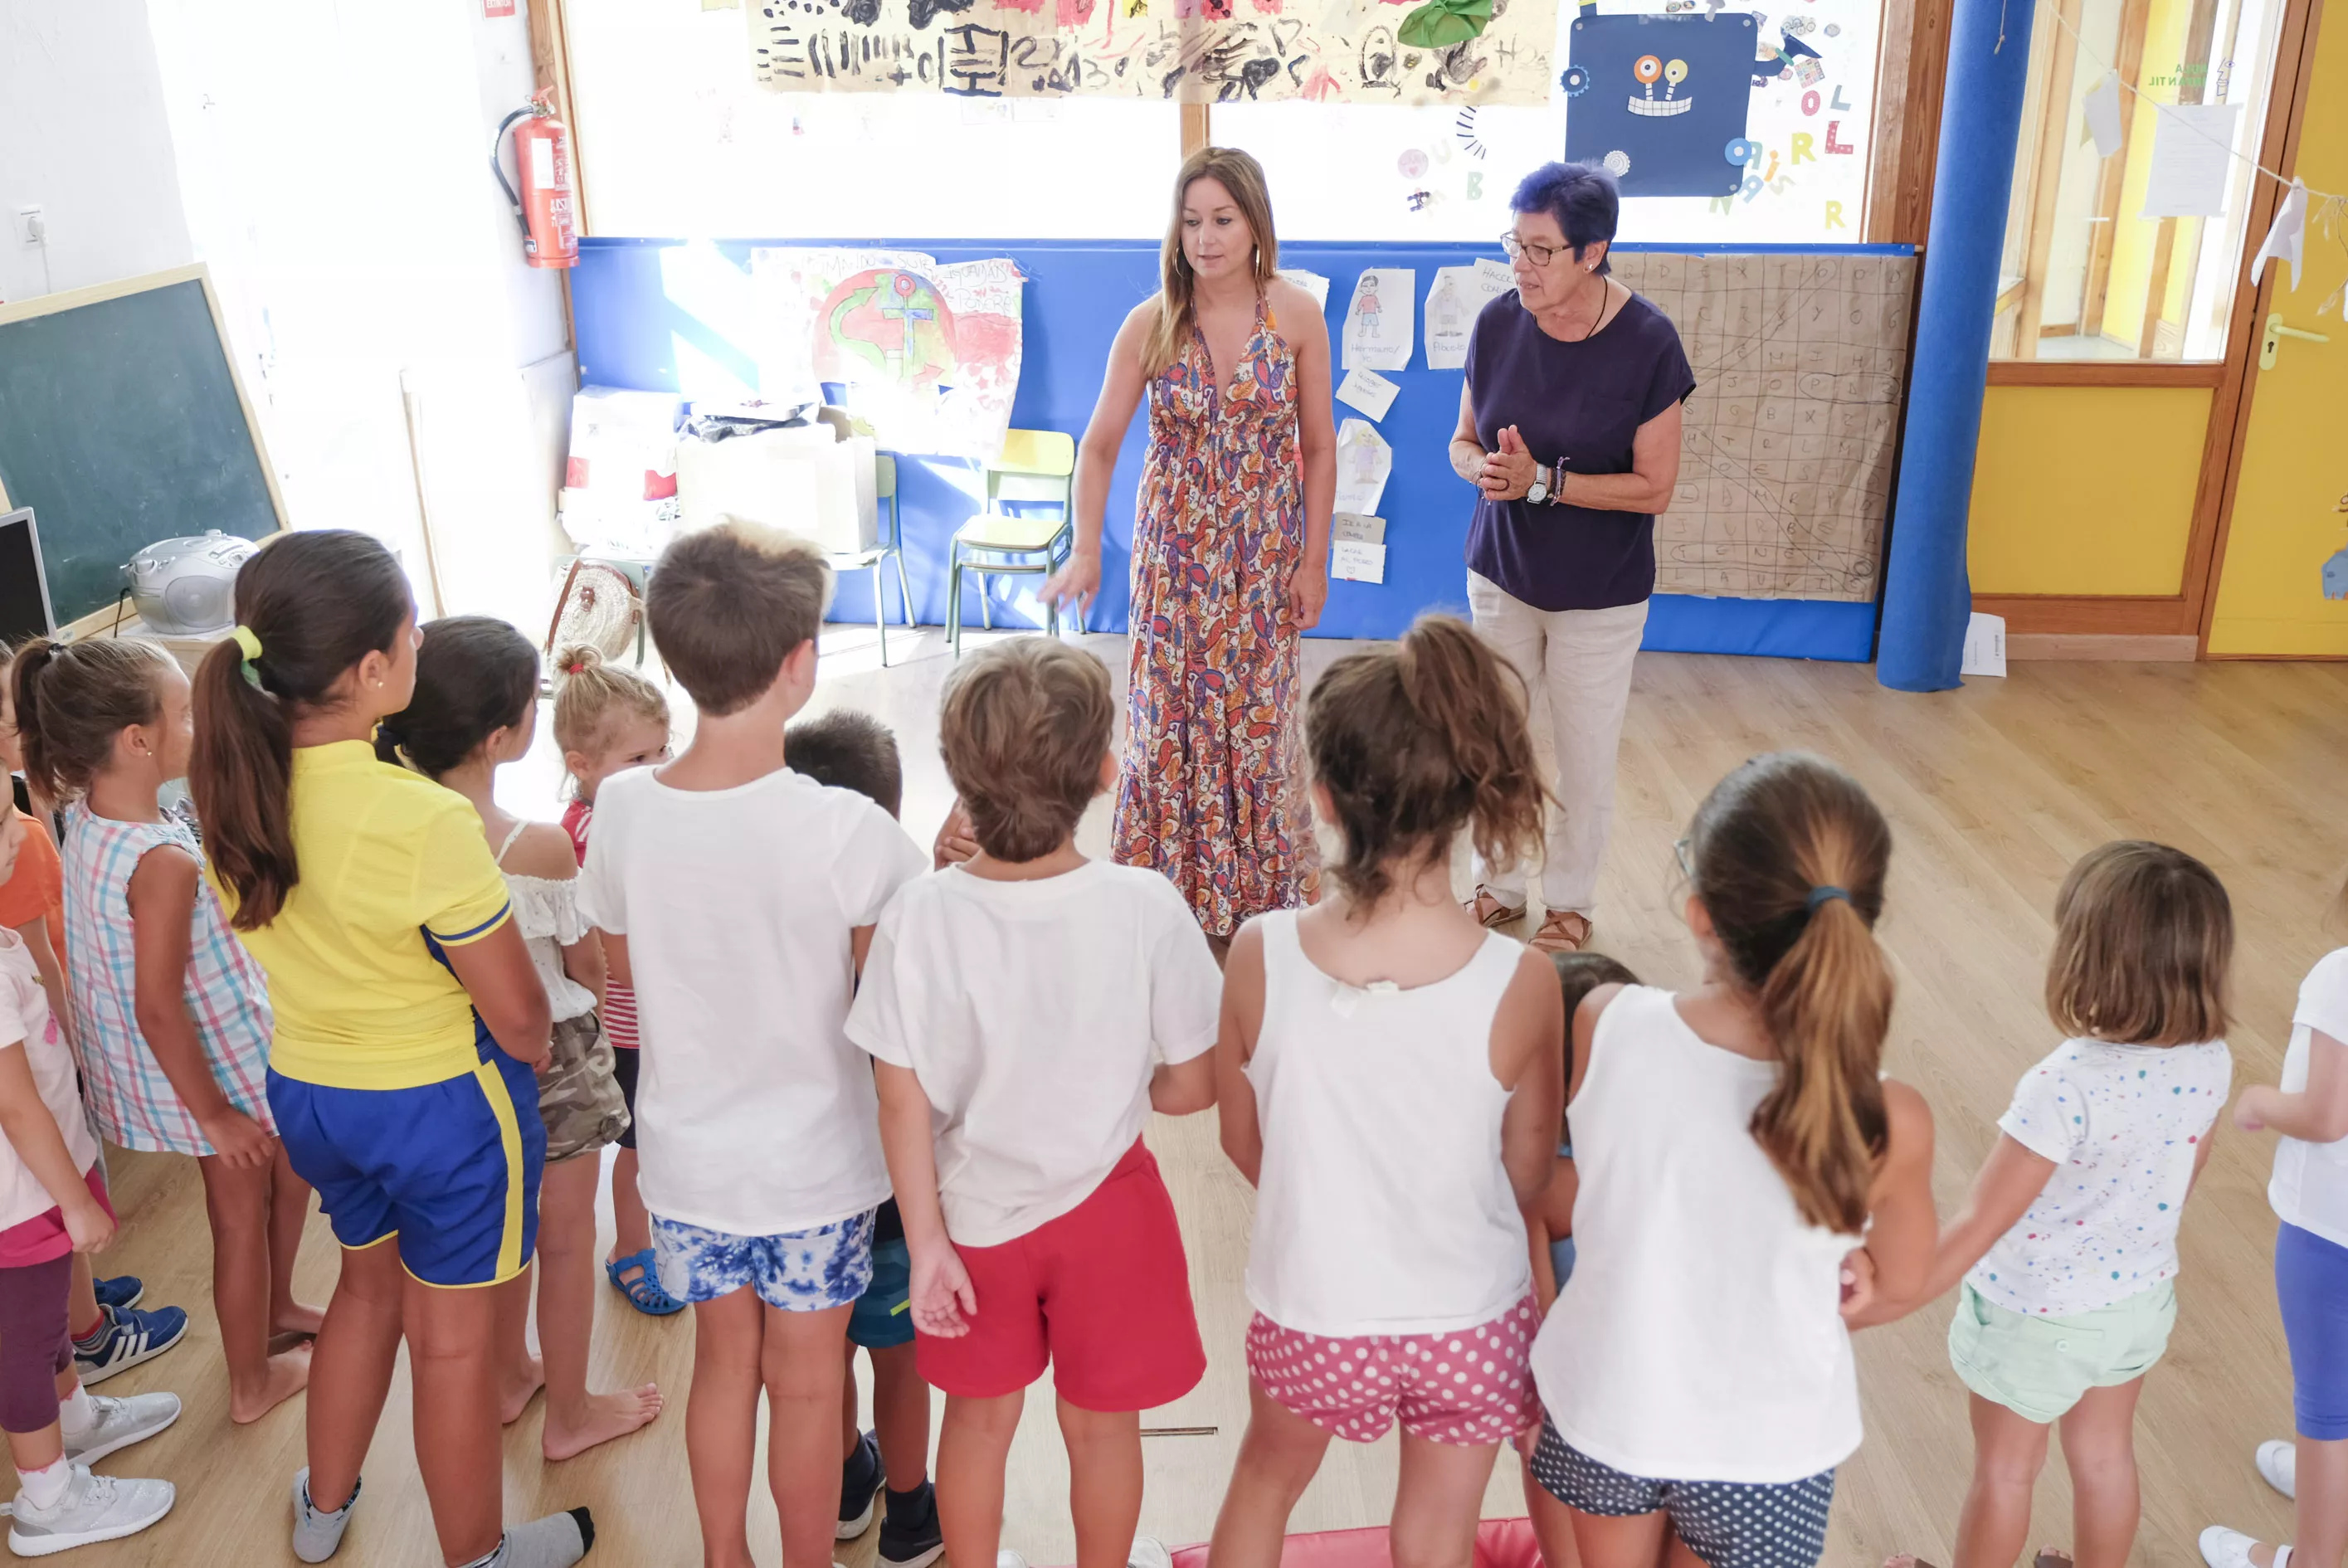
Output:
[{"xmin": 1044, "ymin": 147, "xmax": 1335, "ymax": 941}]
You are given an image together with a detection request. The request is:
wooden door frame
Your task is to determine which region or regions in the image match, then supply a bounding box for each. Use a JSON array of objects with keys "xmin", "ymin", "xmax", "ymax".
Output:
[{"xmin": 1970, "ymin": 0, "xmax": 2326, "ymax": 641}]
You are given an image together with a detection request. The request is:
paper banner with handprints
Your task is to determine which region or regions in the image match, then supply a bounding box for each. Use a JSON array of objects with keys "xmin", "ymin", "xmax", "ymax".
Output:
[
  {"xmin": 746, "ymin": 0, "xmax": 1557, "ymax": 105},
  {"xmin": 752, "ymin": 249, "xmax": 1026, "ymax": 461}
]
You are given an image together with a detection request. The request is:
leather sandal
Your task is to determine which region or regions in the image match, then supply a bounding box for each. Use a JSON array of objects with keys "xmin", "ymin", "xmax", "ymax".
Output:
[
  {"xmin": 1529, "ymin": 910, "xmax": 1593, "ymax": 954},
  {"xmin": 1465, "ymin": 886, "xmax": 1525, "ymax": 929}
]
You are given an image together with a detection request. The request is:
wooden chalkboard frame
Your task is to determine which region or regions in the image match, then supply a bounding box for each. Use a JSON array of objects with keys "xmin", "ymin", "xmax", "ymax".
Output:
[{"xmin": 0, "ymin": 263, "xmax": 289, "ymax": 639}]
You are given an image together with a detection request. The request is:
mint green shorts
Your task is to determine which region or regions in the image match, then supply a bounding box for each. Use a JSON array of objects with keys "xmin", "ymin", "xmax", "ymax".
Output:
[{"xmin": 1947, "ymin": 1278, "xmax": 2176, "ymax": 1424}]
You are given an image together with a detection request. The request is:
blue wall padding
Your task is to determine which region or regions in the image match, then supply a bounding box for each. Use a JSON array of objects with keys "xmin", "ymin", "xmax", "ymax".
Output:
[
  {"xmin": 572, "ymin": 237, "xmax": 1908, "ymax": 661},
  {"xmin": 1875, "ymin": 0, "xmax": 2038, "ymax": 689}
]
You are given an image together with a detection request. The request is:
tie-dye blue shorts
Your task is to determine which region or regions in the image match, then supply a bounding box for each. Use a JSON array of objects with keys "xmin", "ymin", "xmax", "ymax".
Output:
[{"xmin": 650, "ymin": 1205, "xmax": 876, "ymax": 1312}]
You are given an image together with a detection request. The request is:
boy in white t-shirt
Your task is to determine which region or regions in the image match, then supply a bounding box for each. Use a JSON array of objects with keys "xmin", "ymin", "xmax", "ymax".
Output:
[
  {"xmin": 578, "ymin": 523, "xmax": 925, "ymax": 1568},
  {"xmin": 847, "ymin": 638, "xmax": 1221, "ymax": 1568}
]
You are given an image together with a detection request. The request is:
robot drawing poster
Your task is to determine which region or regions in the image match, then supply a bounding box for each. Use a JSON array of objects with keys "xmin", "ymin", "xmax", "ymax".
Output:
[{"xmin": 1561, "ymin": 12, "xmax": 1756, "ymax": 197}]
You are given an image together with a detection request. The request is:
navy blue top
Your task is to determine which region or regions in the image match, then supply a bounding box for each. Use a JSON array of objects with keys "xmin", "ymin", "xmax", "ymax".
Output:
[{"xmin": 1463, "ymin": 290, "xmax": 1697, "ymax": 612}]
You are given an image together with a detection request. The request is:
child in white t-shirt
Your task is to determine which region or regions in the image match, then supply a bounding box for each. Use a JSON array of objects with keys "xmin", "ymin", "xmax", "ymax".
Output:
[
  {"xmin": 848, "ymin": 637, "xmax": 1220, "ymax": 1568},
  {"xmin": 578, "ymin": 523, "xmax": 925, "ymax": 1568},
  {"xmin": 2201, "ymin": 941, "xmax": 2348, "ymax": 1568},
  {"xmin": 1868, "ymin": 842, "xmax": 2233, "ymax": 1568}
]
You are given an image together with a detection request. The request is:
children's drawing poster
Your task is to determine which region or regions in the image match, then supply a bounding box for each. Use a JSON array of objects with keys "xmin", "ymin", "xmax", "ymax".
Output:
[
  {"xmin": 1425, "ymin": 262, "xmax": 1513, "ymax": 369},
  {"xmin": 1343, "ymin": 270, "xmax": 1415, "ymax": 372},
  {"xmin": 748, "ymin": 0, "xmax": 1559, "ymax": 105},
  {"xmin": 1561, "ymin": 13, "xmax": 1756, "ymax": 197},
  {"xmin": 750, "ymin": 248, "xmax": 1025, "ymax": 460},
  {"xmin": 1334, "ymin": 418, "xmax": 1393, "ymax": 514}
]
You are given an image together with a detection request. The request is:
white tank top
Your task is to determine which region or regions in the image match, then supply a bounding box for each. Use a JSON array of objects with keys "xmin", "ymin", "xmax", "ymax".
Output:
[
  {"xmin": 1530, "ymin": 985, "xmax": 1863, "ymax": 1484},
  {"xmin": 1242, "ymin": 911, "xmax": 1532, "ymax": 1337}
]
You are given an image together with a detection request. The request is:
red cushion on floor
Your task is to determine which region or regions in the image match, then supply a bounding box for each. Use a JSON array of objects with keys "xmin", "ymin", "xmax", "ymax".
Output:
[{"xmin": 1167, "ymin": 1517, "xmax": 1542, "ymax": 1568}]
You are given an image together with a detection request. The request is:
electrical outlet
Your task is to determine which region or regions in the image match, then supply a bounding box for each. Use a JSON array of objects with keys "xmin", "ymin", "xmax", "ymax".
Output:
[{"xmin": 13, "ymin": 207, "xmax": 46, "ymax": 246}]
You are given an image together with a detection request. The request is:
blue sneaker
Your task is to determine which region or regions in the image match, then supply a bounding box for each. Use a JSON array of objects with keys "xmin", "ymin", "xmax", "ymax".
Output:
[
  {"xmin": 93, "ymin": 1274, "xmax": 144, "ymax": 1312},
  {"xmin": 73, "ymin": 1303, "xmax": 189, "ymax": 1385}
]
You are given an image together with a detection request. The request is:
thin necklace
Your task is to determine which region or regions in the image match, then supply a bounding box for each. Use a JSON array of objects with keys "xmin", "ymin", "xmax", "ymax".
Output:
[{"xmin": 1571, "ymin": 276, "xmax": 1616, "ymax": 342}]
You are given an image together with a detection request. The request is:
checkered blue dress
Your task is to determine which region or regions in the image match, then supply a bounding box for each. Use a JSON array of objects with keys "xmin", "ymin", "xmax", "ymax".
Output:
[{"xmin": 60, "ymin": 806, "xmax": 275, "ymax": 1155}]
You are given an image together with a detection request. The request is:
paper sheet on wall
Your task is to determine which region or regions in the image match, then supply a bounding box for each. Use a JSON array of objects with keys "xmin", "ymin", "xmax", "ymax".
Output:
[
  {"xmin": 1343, "ymin": 270, "xmax": 1415, "ymax": 372},
  {"xmin": 749, "ymin": 248, "xmax": 1025, "ymax": 460},
  {"xmin": 2253, "ymin": 178, "xmax": 2309, "ymax": 288},
  {"xmin": 1332, "ymin": 513, "xmax": 1386, "ymax": 545},
  {"xmin": 2141, "ymin": 103, "xmax": 2243, "ymax": 218},
  {"xmin": 1331, "ymin": 541, "xmax": 1387, "ymax": 583},
  {"xmin": 1425, "ymin": 264, "xmax": 1514, "ymax": 370},
  {"xmin": 2080, "ymin": 71, "xmax": 2126, "ymax": 158},
  {"xmin": 1279, "ymin": 270, "xmax": 1332, "ymax": 312},
  {"xmin": 1336, "ymin": 368, "xmax": 1400, "ymax": 421},
  {"xmin": 1334, "ymin": 419, "xmax": 1391, "ymax": 516}
]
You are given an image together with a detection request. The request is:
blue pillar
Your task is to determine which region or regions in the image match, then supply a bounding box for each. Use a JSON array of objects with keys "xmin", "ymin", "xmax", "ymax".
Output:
[{"xmin": 1876, "ymin": 0, "xmax": 2039, "ymax": 690}]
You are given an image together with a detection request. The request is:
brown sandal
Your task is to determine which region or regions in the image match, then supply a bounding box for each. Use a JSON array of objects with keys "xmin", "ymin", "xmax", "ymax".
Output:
[
  {"xmin": 1466, "ymin": 886, "xmax": 1525, "ymax": 929},
  {"xmin": 1529, "ymin": 910, "xmax": 1593, "ymax": 954}
]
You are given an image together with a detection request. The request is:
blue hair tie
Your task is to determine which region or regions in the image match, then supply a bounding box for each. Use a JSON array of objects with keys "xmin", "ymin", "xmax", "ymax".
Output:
[{"xmin": 1806, "ymin": 885, "xmax": 1850, "ymax": 913}]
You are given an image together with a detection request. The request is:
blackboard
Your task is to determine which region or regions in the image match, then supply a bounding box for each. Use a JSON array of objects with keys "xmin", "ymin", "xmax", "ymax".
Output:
[{"xmin": 0, "ymin": 268, "xmax": 284, "ymax": 629}]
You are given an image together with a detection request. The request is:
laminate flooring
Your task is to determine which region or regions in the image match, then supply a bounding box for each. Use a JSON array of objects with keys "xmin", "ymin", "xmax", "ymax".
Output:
[{"xmin": 56, "ymin": 627, "xmax": 2348, "ymax": 1566}]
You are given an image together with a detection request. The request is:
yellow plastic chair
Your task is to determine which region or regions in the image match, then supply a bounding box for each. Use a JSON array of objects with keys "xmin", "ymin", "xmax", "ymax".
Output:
[{"xmin": 947, "ymin": 429, "xmax": 1076, "ymax": 659}]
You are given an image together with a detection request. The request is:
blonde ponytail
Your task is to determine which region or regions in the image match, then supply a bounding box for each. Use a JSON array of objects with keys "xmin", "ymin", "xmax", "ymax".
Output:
[{"xmin": 1684, "ymin": 752, "xmax": 1894, "ymax": 1234}]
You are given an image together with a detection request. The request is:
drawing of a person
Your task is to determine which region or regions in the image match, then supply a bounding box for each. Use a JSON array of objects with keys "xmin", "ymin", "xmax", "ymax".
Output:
[{"xmin": 1355, "ymin": 275, "xmax": 1384, "ymax": 339}]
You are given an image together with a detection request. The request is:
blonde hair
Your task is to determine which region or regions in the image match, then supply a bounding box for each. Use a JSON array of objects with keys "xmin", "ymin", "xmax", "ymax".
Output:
[
  {"xmin": 2045, "ymin": 841, "xmax": 2233, "ymax": 1047},
  {"xmin": 1685, "ymin": 753, "xmax": 1895, "ymax": 1236},
  {"xmin": 551, "ymin": 645, "xmax": 670, "ymax": 769},
  {"xmin": 1142, "ymin": 147, "xmax": 1281, "ymax": 379}
]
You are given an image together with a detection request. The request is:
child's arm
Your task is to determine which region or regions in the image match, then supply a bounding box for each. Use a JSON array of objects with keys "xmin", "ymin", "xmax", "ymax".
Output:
[
  {"xmin": 444, "ymin": 923, "xmax": 553, "ymax": 1068},
  {"xmin": 0, "ymin": 1041, "xmax": 110, "ymax": 1253},
  {"xmin": 873, "ymin": 1061, "xmax": 975, "ymax": 1337},
  {"xmin": 1849, "ymin": 1117, "xmax": 2062, "ymax": 1332},
  {"xmin": 2238, "ymin": 1032, "xmax": 2348, "ymax": 1143},
  {"xmin": 127, "ymin": 845, "xmax": 271, "ymax": 1169},
  {"xmin": 602, "ymin": 930, "xmax": 634, "ymax": 991},
  {"xmin": 1528, "ymin": 1211, "xmax": 1558, "ymax": 1312},
  {"xmin": 1149, "ymin": 1054, "xmax": 1215, "ymax": 1116},
  {"xmin": 1847, "ymin": 1081, "xmax": 1952, "ymax": 1322},
  {"xmin": 1495, "ymin": 951, "xmax": 1567, "ymax": 1207},
  {"xmin": 12, "ymin": 919, "xmax": 72, "ymax": 1051},
  {"xmin": 563, "ymin": 932, "xmax": 606, "ymax": 1010},
  {"xmin": 1214, "ymin": 923, "xmax": 1269, "ymax": 1186}
]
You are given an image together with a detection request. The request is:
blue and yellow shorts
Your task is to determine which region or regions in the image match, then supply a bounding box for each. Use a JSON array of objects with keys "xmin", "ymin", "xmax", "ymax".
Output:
[{"xmin": 267, "ymin": 1020, "xmax": 545, "ymax": 1288}]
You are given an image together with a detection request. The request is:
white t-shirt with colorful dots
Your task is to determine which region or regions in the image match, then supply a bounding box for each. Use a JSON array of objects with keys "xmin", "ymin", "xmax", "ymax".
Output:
[{"xmin": 1968, "ymin": 1035, "xmax": 2231, "ymax": 1317}]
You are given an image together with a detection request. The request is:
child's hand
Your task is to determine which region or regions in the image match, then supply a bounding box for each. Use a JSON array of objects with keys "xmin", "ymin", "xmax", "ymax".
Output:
[
  {"xmin": 2236, "ymin": 1086, "xmax": 2274, "ymax": 1133},
  {"xmin": 933, "ymin": 806, "xmax": 979, "ymax": 870},
  {"xmin": 1838, "ymin": 1247, "xmax": 1878, "ymax": 1322},
  {"xmin": 908, "ymin": 1240, "xmax": 977, "ymax": 1338},
  {"xmin": 200, "ymin": 1108, "xmax": 275, "ymax": 1171},
  {"xmin": 63, "ymin": 1195, "xmax": 114, "ymax": 1255}
]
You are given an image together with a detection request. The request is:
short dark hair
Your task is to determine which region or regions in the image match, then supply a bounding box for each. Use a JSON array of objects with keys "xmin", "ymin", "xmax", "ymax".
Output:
[
  {"xmin": 787, "ymin": 709, "xmax": 904, "ymax": 819},
  {"xmin": 378, "ymin": 616, "xmax": 540, "ymax": 778},
  {"xmin": 647, "ymin": 522, "xmax": 833, "ymax": 717},
  {"xmin": 2046, "ymin": 841, "xmax": 2232, "ymax": 1047},
  {"xmin": 939, "ymin": 639, "xmax": 1114, "ymax": 864},
  {"xmin": 1512, "ymin": 161, "xmax": 1620, "ymax": 275}
]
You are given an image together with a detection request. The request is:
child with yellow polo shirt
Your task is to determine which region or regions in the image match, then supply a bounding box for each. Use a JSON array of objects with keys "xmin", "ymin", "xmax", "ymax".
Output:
[{"xmin": 189, "ymin": 531, "xmax": 594, "ymax": 1568}]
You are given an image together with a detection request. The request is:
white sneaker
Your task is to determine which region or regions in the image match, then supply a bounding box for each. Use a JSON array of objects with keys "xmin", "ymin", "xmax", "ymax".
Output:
[
  {"xmin": 2200, "ymin": 1525, "xmax": 2289, "ymax": 1568},
  {"xmin": 62, "ymin": 1392, "xmax": 182, "ymax": 1467},
  {"xmin": 1129, "ymin": 1536, "xmax": 1174, "ymax": 1568},
  {"xmin": 6, "ymin": 1465, "xmax": 174, "ymax": 1556},
  {"xmin": 996, "ymin": 1553, "xmax": 1031, "ymax": 1568},
  {"xmin": 2259, "ymin": 1439, "xmax": 2297, "ymax": 1499}
]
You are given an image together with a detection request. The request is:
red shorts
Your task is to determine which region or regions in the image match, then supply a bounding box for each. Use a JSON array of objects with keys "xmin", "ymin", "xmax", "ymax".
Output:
[
  {"xmin": 1247, "ymin": 1294, "xmax": 1539, "ymax": 1445},
  {"xmin": 917, "ymin": 1139, "xmax": 1205, "ymax": 1412},
  {"xmin": 0, "ymin": 1167, "xmax": 114, "ymax": 1270}
]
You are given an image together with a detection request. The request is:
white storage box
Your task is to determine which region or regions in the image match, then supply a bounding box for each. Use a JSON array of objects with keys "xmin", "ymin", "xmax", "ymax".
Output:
[{"xmin": 673, "ymin": 424, "xmax": 878, "ymax": 558}]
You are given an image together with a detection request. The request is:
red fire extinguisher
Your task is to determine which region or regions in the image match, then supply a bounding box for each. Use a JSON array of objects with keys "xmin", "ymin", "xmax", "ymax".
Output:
[{"xmin": 491, "ymin": 90, "xmax": 578, "ymax": 270}]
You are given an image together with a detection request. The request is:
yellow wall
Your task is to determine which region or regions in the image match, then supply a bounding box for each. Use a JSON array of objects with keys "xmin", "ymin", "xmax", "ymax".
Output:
[{"xmin": 1967, "ymin": 385, "xmax": 2209, "ymax": 595}]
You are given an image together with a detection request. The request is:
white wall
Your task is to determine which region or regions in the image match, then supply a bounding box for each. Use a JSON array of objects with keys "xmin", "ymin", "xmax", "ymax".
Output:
[{"xmin": 0, "ymin": 0, "xmax": 196, "ymax": 302}]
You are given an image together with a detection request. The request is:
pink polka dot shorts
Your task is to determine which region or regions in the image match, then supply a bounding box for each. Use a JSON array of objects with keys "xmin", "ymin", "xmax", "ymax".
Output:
[{"xmin": 1245, "ymin": 1294, "xmax": 1539, "ymax": 1446}]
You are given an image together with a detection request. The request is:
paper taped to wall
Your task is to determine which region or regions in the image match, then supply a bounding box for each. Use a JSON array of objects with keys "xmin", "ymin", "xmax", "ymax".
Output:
[
  {"xmin": 1334, "ymin": 419, "xmax": 1392, "ymax": 515},
  {"xmin": 1337, "ymin": 368, "xmax": 1401, "ymax": 421},
  {"xmin": 1343, "ymin": 270, "xmax": 1415, "ymax": 372}
]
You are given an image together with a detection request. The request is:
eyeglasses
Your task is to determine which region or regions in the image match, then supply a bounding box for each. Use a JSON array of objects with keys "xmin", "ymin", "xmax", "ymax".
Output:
[
  {"xmin": 1673, "ymin": 835, "xmax": 1695, "ymax": 884},
  {"xmin": 1499, "ymin": 232, "xmax": 1565, "ymax": 266}
]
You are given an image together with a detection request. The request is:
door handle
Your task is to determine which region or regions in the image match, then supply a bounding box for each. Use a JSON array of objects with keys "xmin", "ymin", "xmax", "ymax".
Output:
[{"xmin": 2263, "ymin": 312, "xmax": 2331, "ymax": 369}]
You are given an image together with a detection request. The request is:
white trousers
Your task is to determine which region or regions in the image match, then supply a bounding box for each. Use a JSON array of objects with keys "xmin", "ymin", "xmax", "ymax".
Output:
[{"xmin": 1464, "ymin": 572, "xmax": 1648, "ymax": 918}]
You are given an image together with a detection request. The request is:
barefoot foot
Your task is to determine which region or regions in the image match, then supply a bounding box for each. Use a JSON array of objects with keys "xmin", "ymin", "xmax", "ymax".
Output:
[
  {"xmin": 500, "ymin": 1354, "xmax": 546, "ymax": 1424},
  {"xmin": 542, "ymin": 1384, "xmax": 664, "ymax": 1462},
  {"xmin": 229, "ymin": 1343, "xmax": 314, "ymax": 1424},
  {"xmin": 272, "ymin": 1300, "xmax": 328, "ymax": 1340}
]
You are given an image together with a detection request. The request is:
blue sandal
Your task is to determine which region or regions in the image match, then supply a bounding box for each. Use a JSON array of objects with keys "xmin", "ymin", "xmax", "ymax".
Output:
[{"xmin": 606, "ymin": 1249, "xmax": 684, "ymax": 1316}]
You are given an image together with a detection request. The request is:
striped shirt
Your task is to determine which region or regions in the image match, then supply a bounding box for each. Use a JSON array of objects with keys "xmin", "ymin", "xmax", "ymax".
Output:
[
  {"xmin": 564, "ymin": 798, "xmax": 637, "ymax": 1049},
  {"xmin": 61, "ymin": 805, "xmax": 274, "ymax": 1154}
]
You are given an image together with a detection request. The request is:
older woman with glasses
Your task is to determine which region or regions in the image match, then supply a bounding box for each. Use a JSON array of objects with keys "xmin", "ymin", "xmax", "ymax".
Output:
[{"xmin": 1449, "ymin": 160, "xmax": 1695, "ymax": 955}]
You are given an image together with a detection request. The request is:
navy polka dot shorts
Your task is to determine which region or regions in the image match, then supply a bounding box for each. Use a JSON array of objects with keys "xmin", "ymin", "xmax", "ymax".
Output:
[{"xmin": 1529, "ymin": 1420, "xmax": 1836, "ymax": 1568}]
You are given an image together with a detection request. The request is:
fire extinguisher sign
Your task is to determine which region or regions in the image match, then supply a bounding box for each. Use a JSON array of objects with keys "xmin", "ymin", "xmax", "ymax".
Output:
[{"xmin": 485, "ymin": 0, "xmax": 516, "ymax": 16}]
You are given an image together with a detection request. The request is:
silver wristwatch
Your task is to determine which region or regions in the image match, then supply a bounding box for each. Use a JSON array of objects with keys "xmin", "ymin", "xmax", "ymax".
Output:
[{"xmin": 1524, "ymin": 460, "xmax": 1563, "ymax": 506}]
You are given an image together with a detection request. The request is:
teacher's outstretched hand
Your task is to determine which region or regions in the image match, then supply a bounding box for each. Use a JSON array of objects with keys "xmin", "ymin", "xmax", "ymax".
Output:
[{"xmin": 1040, "ymin": 547, "xmax": 1101, "ymax": 619}]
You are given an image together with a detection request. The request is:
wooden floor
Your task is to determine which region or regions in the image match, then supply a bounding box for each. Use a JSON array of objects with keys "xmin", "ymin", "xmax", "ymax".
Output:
[{"xmin": 69, "ymin": 627, "xmax": 2348, "ymax": 1567}]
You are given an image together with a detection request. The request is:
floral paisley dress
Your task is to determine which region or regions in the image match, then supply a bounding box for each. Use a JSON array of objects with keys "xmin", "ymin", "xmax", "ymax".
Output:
[{"xmin": 1110, "ymin": 297, "xmax": 1318, "ymax": 938}]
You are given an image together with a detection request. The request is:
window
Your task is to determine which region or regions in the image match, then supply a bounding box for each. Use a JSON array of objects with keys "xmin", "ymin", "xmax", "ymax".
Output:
[
  {"xmin": 1991, "ymin": 0, "xmax": 2289, "ymax": 361},
  {"xmin": 1217, "ymin": 0, "xmax": 1886, "ymax": 244},
  {"xmin": 564, "ymin": 0, "xmax": 1181, "ymax": 239}
]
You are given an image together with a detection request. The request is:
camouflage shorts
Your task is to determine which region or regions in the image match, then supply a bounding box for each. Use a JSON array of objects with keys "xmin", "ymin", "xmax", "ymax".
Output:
[{"xmin": 538, "ymin": 1012, "xmax": 630, "ymax": 1163}]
